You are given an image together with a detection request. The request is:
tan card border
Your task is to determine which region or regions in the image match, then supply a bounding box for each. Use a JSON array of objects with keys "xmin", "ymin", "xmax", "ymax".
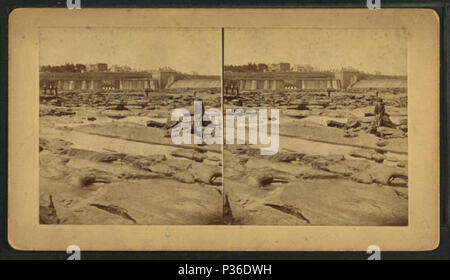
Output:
[{"xmin": 8, "ymin": 8, "xmax": 439, "ymax": 251}]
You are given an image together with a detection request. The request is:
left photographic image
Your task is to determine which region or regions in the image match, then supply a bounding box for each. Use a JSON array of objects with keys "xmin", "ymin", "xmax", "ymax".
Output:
[{"xmin": 39, "ymin": 27, "xmax": 223, "ymax": 225}]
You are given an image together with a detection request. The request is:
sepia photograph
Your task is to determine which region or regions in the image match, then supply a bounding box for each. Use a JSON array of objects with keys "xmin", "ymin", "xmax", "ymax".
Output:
[
  {"xmin": 38, "ymin": 27, "xmax": 223, "ymax": 225},
  {"xmin": 223, "ymin": 28, "xmax": 409, "ymax": 225},
  {"xmin": 8, "ymin": 8, "xmax": 439, "ymax": 251}
]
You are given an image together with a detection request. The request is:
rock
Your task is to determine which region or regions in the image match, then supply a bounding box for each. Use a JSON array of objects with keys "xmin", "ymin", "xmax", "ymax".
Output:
[
  {"xmin": 164, "ymin": 159, "xmax": 193, "ymax": 171},
  {"xmin": 171, "ymin": 148, "xmax": 207, "ymax": 162},
  {"xmin": 377, "ymin": 140, "xmax": 387, "ymax": 147},
  {"xmin": 376, "ymin": 127, "xmax": 404, "ymax": 139},
  {"xmin": 344, "ymin": 131, "xmax": 358, "ymax": 138},
  {"xmin": 146, "ymin": 120, "xmax": 166, "ymax": 128},
  {"xmin": 119, "ymin": 172, "xmax": 161, "ymax": 180},
  {"xmin": 90, "ymin": 204, "xmax": 136, "ymax": 224},
  {"xmin": 223, "ymin": 195, "xmax": 233, "ymax": 225},
  {"xmin": 148, "ymin": 162, "xmax": 174, "ymax": 175},
  {"xmin": 297, "ymin": 169, "xmax": 341, "ymax": 180},
  {"xmin": 328, "ymin": 154, "xmax": 345, "ymax": 162},
  {"xmin": 343, "ymin": 159, "xmax": 370, "ymax": 171},
  {"xmin": 350, "ymin": 149, "xmax": 384, "ymax": 163},
  {"xmin": 190, "ymin": 163, "xmax": 222, "ymax": 185},
  {"xmin": 245, "ymin": 172, "xmax": 288, "ymax": 188},
  {"xmin": 39, "ymin": 195, "xmax": 60, "ymax": 224},
  {"xmin": 350, "ymin": 149, "xmax": 372, "ymax": 159},
  {"xmin": 368, "ymin": 163, "xmax": 408, "ymax": 186},
  {"xmin": 322, "ymin": 163, "xmax": 353, "ymax": 176},
  {"xmin": 388, "ymin": 177, "xmax": 408, "ymax": 187},
  {"xmin": 351, "ymin": 171, "xmax": 373, "ymax": 184},
  {"xmin": 269, "ymin": 153, "xmax": 299, "ymax": 162},
  {"xmin": 126, "ymin": 154, "xmax": 166, "ymax": 169},
  {"xmin": 172, "ymin": 171, "xmax": 196, "ymax": 183},
  {"xmin": 398, "ymin": 119, "xmax": 408, "ymax": 125},
  {"xmin": 50, "ymin": 99, "xmax": 62, "ymax": 106},
  {"xmin": 346, "ymin": 117, "xmax": 361, "ymax": 129},
  {"xmin": 114, "ymin": 103, "xmax": 128, "ymax": 111},
  {"xmin": 264, "ymin": 204, "xmax": 310, "ymax": 224},
  {"xmin": 399, "ymin": 124, "xmax": 408, "ymax": 132},
  {"xmin": 252, "ymin": 174, "xmax": 274, "ymax": 187},
  {"xmin": 371, "ymin": 153, "xmax": 385, "ymax": 163},
  {"xmin": 79, "ymin": 174, "xmax": 111, "ymax": 187},
  {"xmin": 41, "ymin": 108, "xmax": 76, "ymax": 117},
  {"xmin": 165, "ymin": 120, "xmax": 180, "ymax": 129},
  {"xmin": 87, "ymin": 117, "xmax": 96, "ymax": 121},
  {"xmin": 246, "ymin": 158, "xmax": 304, "ymax": 176},
  {"xmin": 102, "ymin": 110, "xmax": 129, "ymax": 119},
  {"xmin": 327, "ymin": 120, "xmax": 346, "ymax": 128},
  {"xmin": 296, "ymin": 103, "xmax": 310, "ymax": 110},
  {"xmin": 97, "ymin": 154, "xmax": 121, "ymax": 163},
  {"xmin": 393, "ymin": 187, "xmax": 408, "ymax": 199}
]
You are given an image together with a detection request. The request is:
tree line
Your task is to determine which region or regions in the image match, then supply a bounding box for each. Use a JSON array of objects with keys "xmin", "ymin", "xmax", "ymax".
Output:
[
  {"xmin": 224, "ymin": 63, "xmax": 269, "ymax": 73},
  {"xmin": 40, "ymin": 63, "xmax": 86, "ymax": 73}
]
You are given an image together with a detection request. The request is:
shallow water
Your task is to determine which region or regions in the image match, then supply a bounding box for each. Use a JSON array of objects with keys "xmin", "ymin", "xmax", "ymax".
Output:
[
  {"xmin": 294, "ymin": 116, "xmax": 348, "ymax": 126},
  {"xmin": 42, "ymin": 127, "xmax": 179, "ymax": 157}
]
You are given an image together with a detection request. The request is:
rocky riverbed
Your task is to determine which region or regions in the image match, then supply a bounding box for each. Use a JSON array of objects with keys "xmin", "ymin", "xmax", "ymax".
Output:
[
  {"xmin": 39, "ymin": 90, "xmax": 223, "ymax": 225},
  {"xmin": 223, "ymin": 90, "xmax": 408, "ymax": 226},
  {"xmin": 39, "ymin": 88, "xmax": 408, "ymax": 226}
]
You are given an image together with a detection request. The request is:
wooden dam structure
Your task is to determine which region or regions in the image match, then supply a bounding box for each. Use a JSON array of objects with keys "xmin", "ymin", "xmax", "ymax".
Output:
[
  {"xmin": 40, "ymin": 71, "xmax": 220, "ymax": 93},
  {"xmin": 223, "ymin": 71, "xmax": 360, "ymax": 93}
]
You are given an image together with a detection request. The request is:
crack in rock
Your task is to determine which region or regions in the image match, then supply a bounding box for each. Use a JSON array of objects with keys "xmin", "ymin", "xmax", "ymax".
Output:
[
  {"xmin": 89, "ymin": 203, "xmax": 137, "ymax": 224},
  {"xmin": 264, "ymin": 203, "xmax": 311, "ymax": 224},
  {"xmin": 223, "ymin": 195, "xmax": 233, "ymax": 225},
  {"xmin": 40, "ymin": 195, "xmax": 60, "ymax": 224}
]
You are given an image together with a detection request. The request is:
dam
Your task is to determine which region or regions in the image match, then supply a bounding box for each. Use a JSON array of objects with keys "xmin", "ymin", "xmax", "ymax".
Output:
[
  {"xmin": 40, "ymin": 71, "xmax": 220, "ymax": 93},
  {"xmin": 224, "ymin": 70, "xmax": 407, "ymax": 92}
]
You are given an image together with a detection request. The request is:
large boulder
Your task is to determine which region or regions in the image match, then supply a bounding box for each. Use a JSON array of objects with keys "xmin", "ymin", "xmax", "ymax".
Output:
[
  {"xmin": 345, "ymin": 117, "xmax": 362, "ymax": 129},
  {"xmin": 327, "ymin": 120, "xmax": 346, "ymax": 128},
  {"xmin": 376, "ymin": 127, "xmax": 405, "ymax": 139}
]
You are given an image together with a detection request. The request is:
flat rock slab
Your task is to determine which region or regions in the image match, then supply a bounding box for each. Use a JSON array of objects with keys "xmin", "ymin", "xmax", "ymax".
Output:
[
  {"xmin": 75, "ymin": 123, "xmax": 222, "ymax": 153},
  {"xmin": 281, "ymin": 122, "xmax": 407, "ymax": 154},
  {"xmin": 225, "ymin": 178, "xmax": 407, "ymax": 226},
  {"xmin": 41, "ymin": 176, "xmax": 222, "ymax": 225}
]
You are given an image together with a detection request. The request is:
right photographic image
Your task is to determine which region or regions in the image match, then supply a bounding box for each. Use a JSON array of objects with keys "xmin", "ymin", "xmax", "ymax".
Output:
[{"xmin": 223, "ymin": 28, "xmax": 408, "ymax": 226}]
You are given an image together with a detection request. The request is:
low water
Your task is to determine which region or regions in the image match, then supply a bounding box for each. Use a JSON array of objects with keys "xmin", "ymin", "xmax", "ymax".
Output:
[{"xmin": 42, "ymin": 127, "xmax": 178, "ymax": 157}]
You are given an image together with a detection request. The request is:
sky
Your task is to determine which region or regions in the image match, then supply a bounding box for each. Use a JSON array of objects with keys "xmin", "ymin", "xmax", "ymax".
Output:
[
  {"xmin": 40, "ymin": 27, "xmax": 222, "ymax": 75},
  {"xmin": 224, "ymin": 28, "xmax": 407, "ymax": 76}
]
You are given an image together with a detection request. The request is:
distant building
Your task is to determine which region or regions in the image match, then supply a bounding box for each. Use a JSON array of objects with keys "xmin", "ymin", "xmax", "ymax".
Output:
[
  {"xmin": 109, "ymin": 65, "xmax": 132, "ymax": 72},
  {"xmin": 75, "ymin": 64, "xmax": 87, "ymax": 73},
  {"xmin": 268, "ymin": 63, "xmax": 290, "ymax": 72},
  {"xmin": 86, "ymin": 63, "xmax": 108, "ymax": 72},
  {"xmin": 97, "ymin": 63, "xmax": 108, "ymax": 72},
  {"xmin": 295, "ymin": 64, "xmax": 315, "ymax": 72},
  {"xmin": 85, "ymin": 64, "xmax": 95, "ymax": 72}
]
